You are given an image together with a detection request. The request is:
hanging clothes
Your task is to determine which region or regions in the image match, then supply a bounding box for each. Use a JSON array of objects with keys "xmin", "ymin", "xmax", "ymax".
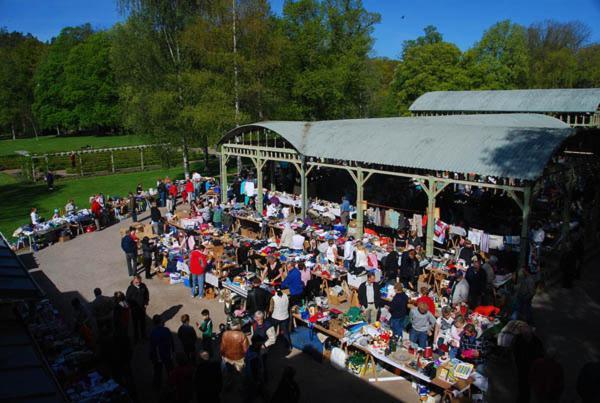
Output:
[
  {"xmin": 244, "ymin": 180, "xmax": 255, "ymax": 197},
  {"xmin": 388, "ymin": 210, "xmax": 400, "ymax": 230},
  {"xmin": 488, "ymin": 235, "xmax": 504, "ymax": 250},
  {"xmin": 373, "ymin": 207, "xmax": 382, "ymax": 226},
  {"xmin": 367, "ymin": 252, "xmax": 379, "ymax": 269},
  {"xmin": 467, "ymin": 229, "xmax": 483, "ymax": 246},
  {"xmin": 480, "ymin": 233, "xmax": 490, "ymax": 253},
  {"xmin": 449, "ymin": 225, "xmax": 467, "ymax": 237},
  {"xmin": 433, "ymin": 220, "xmax": 449, "ymax": 244},
  {"xmin": 413, "ymin": 214, "xmax": 423, "ymax": 237}
]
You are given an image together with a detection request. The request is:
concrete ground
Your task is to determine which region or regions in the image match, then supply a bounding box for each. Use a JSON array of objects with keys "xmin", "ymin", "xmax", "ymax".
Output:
[{"xmin": 24, "ymin": 207, "xmax": 599, "ymax": 402}]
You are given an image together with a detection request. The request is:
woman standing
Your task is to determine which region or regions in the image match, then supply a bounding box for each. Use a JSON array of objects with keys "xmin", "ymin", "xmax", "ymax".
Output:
[
  {"xmin": 270, "ymin": 287, "xmax": 291, "ymax": 349},
  {"xmin": 354, "ymin": 242, "xmax": 368, "ymax": 270}
]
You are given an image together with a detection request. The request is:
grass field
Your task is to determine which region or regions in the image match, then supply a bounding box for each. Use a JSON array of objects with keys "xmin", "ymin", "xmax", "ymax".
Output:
[
  {"xmin": 0, "ymin": 166, "xmax": 195, "ymax": 239},
  {"xmin": 0, "ymin": 135, "xmax": 145, "ymax": 156}
]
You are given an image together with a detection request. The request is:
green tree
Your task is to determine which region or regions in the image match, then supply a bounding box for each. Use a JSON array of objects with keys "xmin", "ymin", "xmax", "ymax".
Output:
[
  {"xmin": 391, "ymin": 26, "xmax": 469, "ymax": 114},
  {"xmin": 278, "ymin": 0, "xmax": 380, "ymax": 120},
  {"xmin": 63, "ymin": 31, "xmax": 120, "ymax": 131},
  {"xmin": 115, "ymin": 0, "xmax": 212, "ymax": 175},
  {"xmin": 465, "ymin": 20, "xmax": 529, "ymax": 89},
  {"xmin": 33, "ymin": 24, "xmax": 93, "ymax": 133},
  {"xmin": 0, "ymin": 29, "xmax": 46, "ymax": 139},
  {"xmin": 527, "ymin": 20, "xmax": 589, "ymax": 88},
  {"xmin": 575, "ymin": 44, "xmax": 600, "ymax": 87},
  {"xmin": 367, "ymin": 57, "xmax": 399, "ymax": 117}
]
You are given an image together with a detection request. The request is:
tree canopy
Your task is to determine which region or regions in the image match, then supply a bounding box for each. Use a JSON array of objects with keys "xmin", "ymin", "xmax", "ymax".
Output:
[{"xmin": 1, "ymin": 5, "xmax": 599, "ymax": 147}]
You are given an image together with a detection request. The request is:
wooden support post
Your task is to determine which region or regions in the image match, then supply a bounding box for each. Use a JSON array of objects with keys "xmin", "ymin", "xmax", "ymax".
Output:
[
  {"xmin": 356, "ymin": 169, "xmax": 365, "ymax": 237},
  {"xmin": 44, "ymin": 155, "xmax": 49, "ymax": 172},
  {"xmin": 31, "ymin": 158, "xmax": 36, "ymax": 182},
  {"xmin": 140, "ymin": 149, "xmax": 145, "ymax": 170},
  {"xmin": 518, "ymin": 187, "xmax": 531, "ymax": 269},
  {"xmin": 220, "ymin": 152, "xmax": 228, "ymax": 204},
  {"xmin": 270, "ymin": 160, "xmax": 276, "ymax": 191},
  {"xmin": 300, "ymin": 156, "xmax": 308, "ymax": 220},
  {"xmin": 78, "ymin": 154, "xmax": 83, "ymax": 176},
  {"xmin": 425, "ymin": 178, "xmax": 436, "ymax": 257},
  {"xmin": 110, "ymin": 151, "xmax": 115, "ymax": 173},
  {"xmin": 256, "ymin": 158, "xmax": 264, "ymax": 215}
]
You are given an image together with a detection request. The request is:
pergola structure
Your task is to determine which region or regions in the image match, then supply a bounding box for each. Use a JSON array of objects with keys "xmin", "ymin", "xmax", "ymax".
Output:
[
  {"xmin": 23, "ymin": 144, "xmax": 168, "ymax": 181},
  {"xmin": 218, "ymin": 114, "xmax": 575, "ymax": 266},
  {"xmin": 409, "ymin": 88, "xmax": 600, "ymax": 128}
]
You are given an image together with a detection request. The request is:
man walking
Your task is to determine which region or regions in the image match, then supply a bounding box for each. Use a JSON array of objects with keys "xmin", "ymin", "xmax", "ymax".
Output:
[
  {"xmin": 121, "ymin": 227, "xmax": 138, "ymax": 277},
  {"xmin": 126, "ymin": 275, "xmax": 150, "ymax": 342}
]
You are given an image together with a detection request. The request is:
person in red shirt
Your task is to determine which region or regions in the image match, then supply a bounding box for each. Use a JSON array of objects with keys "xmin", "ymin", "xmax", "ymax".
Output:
[
  {"xmin": 167, "ymin": 183, "xmax": 178, "ymax": 214},
  {"xmin": 184, "ymin": 180, "xmax": 194, "ymax": 205},
  {"xmin": 91, "ymin": 196, "xmax": 103, "ymax": 230},
  {"xmin": 189, "ymin": 244, "xmax": 207, "ymax": 298},
  {"xmin": 416, "ymin": 286, "xmax": 436, "ymax": 315}
]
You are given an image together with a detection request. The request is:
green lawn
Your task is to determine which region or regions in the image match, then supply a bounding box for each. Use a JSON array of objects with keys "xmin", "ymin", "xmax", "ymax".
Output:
[
  {"xmin": 0, "ymin": 134, "xmax": 145, "ymax": 156},
  {"xmin": 0, "ymin": 166, "xmax": 190, "ymax": 239}
]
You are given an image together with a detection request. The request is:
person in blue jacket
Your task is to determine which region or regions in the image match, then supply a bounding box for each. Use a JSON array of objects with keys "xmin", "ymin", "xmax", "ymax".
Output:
[
  {"xmin": 281, "ymin": 262, "xmax": 304, "ymax": 308},
  {"xmin": 121, "ymin": 227, "xmax": 137, "ymax": 277}
]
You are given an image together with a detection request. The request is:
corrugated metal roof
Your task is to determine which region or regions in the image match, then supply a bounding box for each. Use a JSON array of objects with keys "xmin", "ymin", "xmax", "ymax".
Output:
[
  {"xmin": 409, "ymin": 89, "xmax": 600, "ymax": 113},
  {"xmin": 221, "ymin": 114, "xmax": 573, "ymax": 181}
]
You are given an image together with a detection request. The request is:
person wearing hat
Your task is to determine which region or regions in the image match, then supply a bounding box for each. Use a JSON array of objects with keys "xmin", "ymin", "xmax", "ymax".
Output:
[{"xmin": 465, "ymin": 255, "xmax": 487, "ymax": 308}]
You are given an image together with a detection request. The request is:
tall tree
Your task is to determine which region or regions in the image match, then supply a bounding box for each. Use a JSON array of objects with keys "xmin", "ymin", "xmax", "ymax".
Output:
[
  {"xmin": 0, "ymin": 29, "xmax": 46, "ymax": 139},
  {"xmin": 575, "ymin": 43, "xmax": 600, "ymax": 87},
  {"xmin": 63, "ymin": 31, "xmax": 120, "ymax": 131},
  {"xmin": 33, "ymin": 24, "xmax": 93, "ymax": 134},
  {"xmin": 116, "ymin": 0, "xmax": 203, "ymax": 176},
  {"xmin": 527, "ymin": 20, "xmax": 590, "ymax": 88},
  {"xmin": 278, "ymin": 0, "xmax": 380, "ymax": 120},
  {"xmin": 465, "ymin": 20, "xmax": 529, "ymax": 89},
  {"xmin": 391, "ymin": 26, "xmax": 469, "ymax": 114}
]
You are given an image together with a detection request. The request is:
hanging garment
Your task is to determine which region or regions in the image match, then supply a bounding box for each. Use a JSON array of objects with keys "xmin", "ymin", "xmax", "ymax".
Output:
[
  {"xmin": 480, "ymin": 233, "xmax": 490, "ymax": 253},
  {"xmin": 413, "ymin": 214, "xmax": 423, "ymax": 237},
  {"xmin": 433, "ymin": 220, "xmax": 449, "ymax": 245},
  {"xmin": 449, "ymin": 225, "xmax": 467, "ymax": 237},
  {"xmin": 468, "ymin": 229, "xmax": 483, "ymax": 246},
  {"xmin": 367, "ymin": 252, "xmax": 379, "ymax": 269},
  {"xmin": 488, "ymin": 235, "xmax": 504, "ymax": 250},
  {"xmin": 398, "ymin": 212, "xmax": 406, "ymax": 230},
  {"xmin": 504, "ymin": 235, "xmax": 520, "ymax": 245},
  {"xmin": 388, "ymin": 210, "xmax": 400, "ymax": 230},
  {"xmin": 240, "ymin": 180, "xmax": 247, "ymax": 196},
  {"xmin": 373, "ymin": 208, "xmax": 382, "ymax": 226}
]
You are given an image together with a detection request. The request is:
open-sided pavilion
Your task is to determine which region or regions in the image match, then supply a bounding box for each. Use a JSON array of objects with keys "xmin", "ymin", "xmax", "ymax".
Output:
[{"xmin": 218, "ymin": 113, "xmax": 577, "ymax": 266}]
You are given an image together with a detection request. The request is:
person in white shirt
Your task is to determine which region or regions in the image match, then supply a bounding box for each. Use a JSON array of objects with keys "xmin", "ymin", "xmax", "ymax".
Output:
[
  {"xmin": 354, "ymin": 242, "xmax": 368, "ymax": 269},
  {"xmin": 451, "ymin": 271, "xmax": 470, "ymax": 306},
  {"xmin": 291, "ymin": 230, "xmax": 305, "ymax": 252},
  {"xmin": 279, "ymin": 223, "xmax": 294, "ymax": 249},
  {"xmin": 30, "ymin": 208, "xmax": 39, "ymax": 225},
  {"xmin": 269, "ymin": 288, "xmax": 291, "ymax": 348},
  {"xmin": 343, "ymin": 237, "xmax": 355, "ymax": 269},
  {"xmin": 325, "ymin": 239, "xmax": 338, "ymax": 264}
]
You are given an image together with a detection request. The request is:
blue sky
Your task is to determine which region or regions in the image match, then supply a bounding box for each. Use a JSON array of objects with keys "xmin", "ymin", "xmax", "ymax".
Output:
[{"xmin": 1, "ymin": 0, "xmax": 599, "ymax": 58}]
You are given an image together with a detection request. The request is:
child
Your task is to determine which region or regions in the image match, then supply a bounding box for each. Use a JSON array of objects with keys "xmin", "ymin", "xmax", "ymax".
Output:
[
  {"xmin": 433, "ymin": 306, "xmax": 454, "ymax": 351},
  {"xmin": 449, "ymin": 315, "xmax": 466, "ymax": 358},
  {"xmin": 198, "ymin": 309, "xmax": 213, "ymax": 356}
]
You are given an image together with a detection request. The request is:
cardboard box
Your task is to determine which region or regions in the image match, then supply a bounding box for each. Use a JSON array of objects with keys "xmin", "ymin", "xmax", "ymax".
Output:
[{"xmin": 58, "ymin": 235, "xmax": 70, "ymax": 243}]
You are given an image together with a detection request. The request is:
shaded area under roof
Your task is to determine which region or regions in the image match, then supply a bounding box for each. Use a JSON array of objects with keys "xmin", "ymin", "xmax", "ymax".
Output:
[
  {"xmin": 0, "ymin": 305, "xmax": 66, "ymax": 402},
  {"xmin": 409, "ymin": 89, "xmax": 600, "ymax": 113},
  {"xmin": 0, "ymin": 234, "xmax": 44, "ymax": 299},
  {"xmin": 220, "ymin": 114, "xmax": 573, "ymax": 181}
]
